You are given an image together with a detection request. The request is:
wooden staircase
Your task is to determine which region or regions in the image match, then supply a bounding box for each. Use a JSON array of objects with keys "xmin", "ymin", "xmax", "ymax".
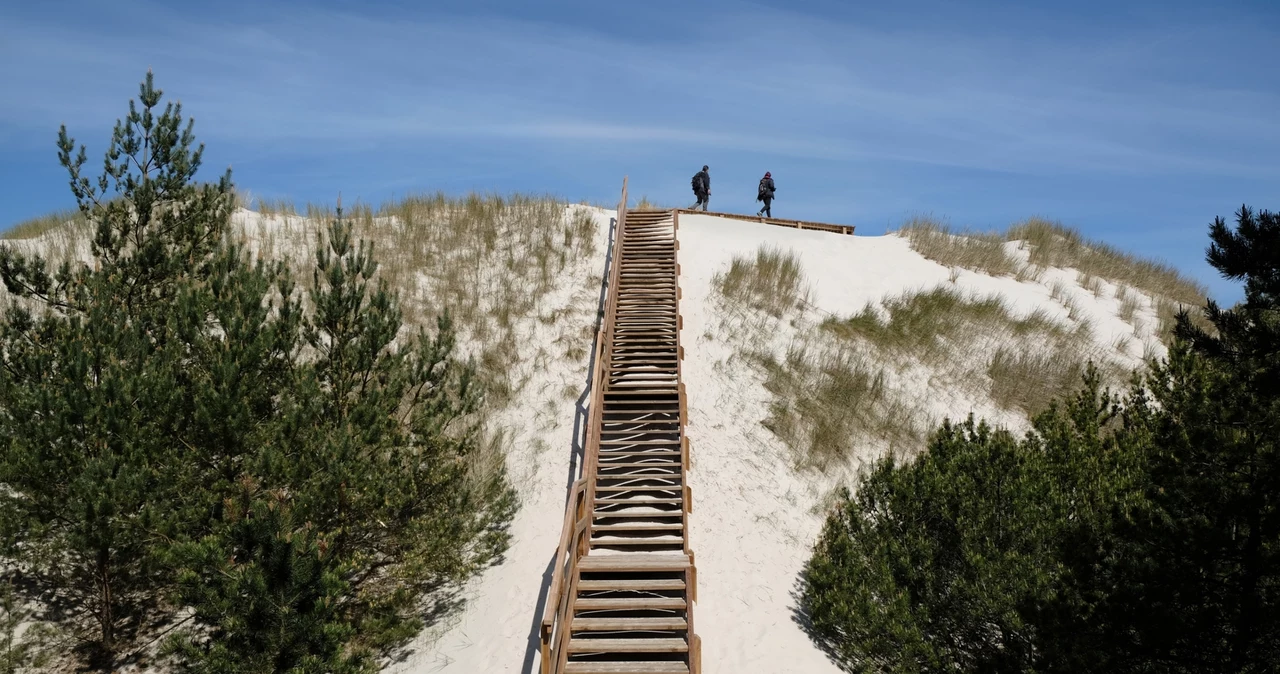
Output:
[{"xmin": 542, "ymin": 182, "xmax": 700, "ymax": 674}]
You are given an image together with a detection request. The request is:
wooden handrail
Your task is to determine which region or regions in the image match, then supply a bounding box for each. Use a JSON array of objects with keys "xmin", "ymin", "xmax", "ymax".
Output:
[
  {"xmin": 540, "ymin": 479, "xmax": 583, "ymax": 672},
  {"xmin": 673, "ymin": 208, "xmax": 855, "ymax": 235},
  {"xmin": 539, "ymin": 177, "xmax": 629, "ymax": 674}
]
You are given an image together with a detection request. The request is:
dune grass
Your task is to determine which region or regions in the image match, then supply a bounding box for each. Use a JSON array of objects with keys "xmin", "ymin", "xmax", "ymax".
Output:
[
  {"xmin": 755, "ymin": 344, "xmax": 920, "ymax": 470},
  {"xmin": 0, "ymin": 210, "xmax": 96, "ymax": 303},
  {"xmin": 1117, "ymin": 286, "xmax": 1142, "ymax": 324},
  {"xmin": 987, "ymin": 347, "xmax": 1089, "ymax": 416},
  {"xmin": 822, "ymin": 286, "xmax": 1107, "ymax": 417},
  {"xmin": 2, "ymin": 209, "xmax": 89, "ymax": 240},
  {"xmin": 713, "ymin": 245, "xmax": 809, "ymax": 317},
  {"xmin": 705, "ymin": 241, "xmax": 1133, "ymax": 467},
  {"xmin": 1008, "ymin": 216, "xmax": 1206, "ymax": 307},
  {"xmin": 894, "ymin": 214, "xmax": 1210, "ymax": 340},
  {"xmin": 892, "ymin": 215, "xmax": 1020, "ymax": 277},
  {"xmin": 632, "ymin": 196, "xmax": 673, "ymax": 211},
  {"xmin": 239, "ymin": 192, "xmax": 597, "ymax": 409},
  {"xmin": 3, "ymin": 193, "xmax": 600, "ymax": 413},
  {"xmin": 821, "ymin": 287, "xmax": 1068, "ymax": 363}
]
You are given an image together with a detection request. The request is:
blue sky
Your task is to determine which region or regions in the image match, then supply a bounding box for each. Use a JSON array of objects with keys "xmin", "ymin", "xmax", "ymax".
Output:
[{"xmin": 2, "ymin": 0, "xmax": 1277, "ymax": 303}]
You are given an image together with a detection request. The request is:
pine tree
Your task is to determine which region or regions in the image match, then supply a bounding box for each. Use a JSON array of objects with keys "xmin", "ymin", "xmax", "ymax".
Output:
[
  {"xmin": 0, "ymin": 73, "xmax": 300, "ymax": 667},
  {"xmin": 800, "ymin": 372, "xmax": 1137, "ymax": 674},
  {"xmin": 1, "ymin": 71, "xmax": 516, "ymax": 672},
  {"xmin": 1098, "ymin": 205, "xmax": 1280, "ymax": 672},
  {"xmin": 167, "ymin": 214, "xmax": 517, "ymax": 672}
]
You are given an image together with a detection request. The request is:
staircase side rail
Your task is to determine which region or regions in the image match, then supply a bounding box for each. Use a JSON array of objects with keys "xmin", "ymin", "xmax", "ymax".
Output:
[
  {"xmin": 539, "ymin": 177, "xmax": 628, "ymax": 673},
  {"xmin": 673, "ymin": 208, "xmax": 854, "ymax": 235}
]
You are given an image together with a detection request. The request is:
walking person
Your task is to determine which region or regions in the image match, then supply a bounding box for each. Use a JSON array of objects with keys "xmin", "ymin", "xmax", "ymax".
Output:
[
  {"xmin": 690, "ymin": 165, "xmax": 710, "ymax": 211},
  {"xmin": 756, "ymin": 171, "xmax": 776, "ymax": 217}
]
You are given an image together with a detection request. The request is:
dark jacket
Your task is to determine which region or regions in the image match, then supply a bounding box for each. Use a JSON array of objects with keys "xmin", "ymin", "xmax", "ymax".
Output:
[
  {"xmin": 757, "ymin": 177, "xmax": 776, "ymax": 201},
  {"xmin": 693, "ymin": 170, "xmax": 710, "ymax": 195}
]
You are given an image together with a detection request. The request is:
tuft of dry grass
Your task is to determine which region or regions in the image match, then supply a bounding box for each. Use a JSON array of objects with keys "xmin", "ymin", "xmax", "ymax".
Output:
[
  {"xmin": 254, "ymin": 196, "xmax": 298, "ymax": 218},
  {"xmin": 987, "ymin": 347, "xmax": 1090, "ymax": 417},
  {"xmin": 1117, "ymin": 286, "xmax": 1142, "ymax": 324},
  {"xmin": 1154, "ymin": 297, "xmax": 1207, "ymax": 345},
  {"xmin": 755, "ymin": 344, "xmax": 919, "ymax": 470},
  {"xmin": 1080, "ymin": 272, "xmax": 1106, "ymax": 297},
  {"xmin": 893, "ymin": 215, "xmax": 1020, "ymax": 277},
  {"xmin": 713, "ymin": 244, "xmax": 809, "ymax": 317},
  {"xmin": 632, "ymin": 196, "xmax": 671, "ymax": 212},
  {"xmin": 821, "ymin": 287, "xmax": 1064, "ymax": 363}
]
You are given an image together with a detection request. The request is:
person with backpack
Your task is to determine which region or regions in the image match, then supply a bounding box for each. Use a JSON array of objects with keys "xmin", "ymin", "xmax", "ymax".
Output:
[
  {"xmin": 756, "ymin": 171, "xmax": 776, "ymax": 217},
  {"xmin": 690, "ymin": 165, "xmax": 710, "ymax": 211}
]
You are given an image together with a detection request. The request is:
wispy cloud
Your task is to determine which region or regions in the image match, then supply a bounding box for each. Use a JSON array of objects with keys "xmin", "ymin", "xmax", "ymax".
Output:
[{"xmin": 4, "ymin": 2, "xmax": 1277, "ymax": 178}]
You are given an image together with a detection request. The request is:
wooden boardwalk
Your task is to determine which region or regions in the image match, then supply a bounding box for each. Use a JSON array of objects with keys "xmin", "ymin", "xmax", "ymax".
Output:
[
  {"xmin": 673, "ymin": 208, "xmax": 855, "ymax": 235},
  {"xmin": 542, "ymin": 181, "xmax": 700, "ymax": 673}
]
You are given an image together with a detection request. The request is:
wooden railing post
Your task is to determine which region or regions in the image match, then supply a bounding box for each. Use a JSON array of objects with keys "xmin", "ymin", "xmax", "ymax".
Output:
[{"xmin": 540, "ymin": 624, "xmax": 551, "ymax": 674}]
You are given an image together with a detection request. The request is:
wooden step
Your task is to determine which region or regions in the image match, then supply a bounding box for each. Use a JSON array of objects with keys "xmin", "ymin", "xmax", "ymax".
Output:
[
  {"xmin": 596, "ymin": 432, "xmax": 680, "ymax": 439},
  {"xmin": 596, "ymin": 451, "xmax": 681, "ymax": 458},
  {"xmin": 578, "ymin": 554, "xmax": 690, "ymax": 572},
  {"xmin": 571, "ymin": 616, "xmax": 688, "ymax": 632},
  {"xmin": 592, "ymin": 522, "xmax": 684, "ymax": 532},
  {"xmin": 593, "ymin": 510, "xmax": 683, "ymax": 518},
  {"xmin": 564, "ymin": 663, "xmax": 689, "ymax": 674},
  {"xmin": 596, "ymin": 461, "xmax": 681, "ymax": 468},
  {"xmin": 596, "ymin": 473, "xmax": 682, "ymax": 482},
  {"xmin": 596, "ymin": 474, "xmax": 682, "ymax": 482},
  {"xmin": 593, "ymin": 485, "xmax": 682, "ymax": 493},
  {"xmin": 597, "ymin": 435, "xmax": 680, "ymax": 441},
  {"xmin": 591, "ymin": 538, "xmax": 684, "ymax": 547},
  {"xmin": 568, "ymin": 637, "xmax": 688, "ymax": 653},
  {"xmin": 577, "ymin": 578, "xmax": 686, "ymax": 591},
  {"xmin": 574, "ymin": 596, "xmax": 686, "ymax": 611}
]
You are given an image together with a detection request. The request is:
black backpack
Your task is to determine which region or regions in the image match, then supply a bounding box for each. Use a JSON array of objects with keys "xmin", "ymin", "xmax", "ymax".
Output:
[
  {"xmin": 758, "ymin": 178, "xmax": 773, "ymax": 200},
  {"xmin": 691, "ymin": 173, "xmax": 701, "ymax": 192}
]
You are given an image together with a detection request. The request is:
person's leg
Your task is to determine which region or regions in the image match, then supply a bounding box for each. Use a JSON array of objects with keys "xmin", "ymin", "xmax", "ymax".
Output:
[{"xmin": 763, "ymin": 198, "xmax": 772, "ymax": 217}]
